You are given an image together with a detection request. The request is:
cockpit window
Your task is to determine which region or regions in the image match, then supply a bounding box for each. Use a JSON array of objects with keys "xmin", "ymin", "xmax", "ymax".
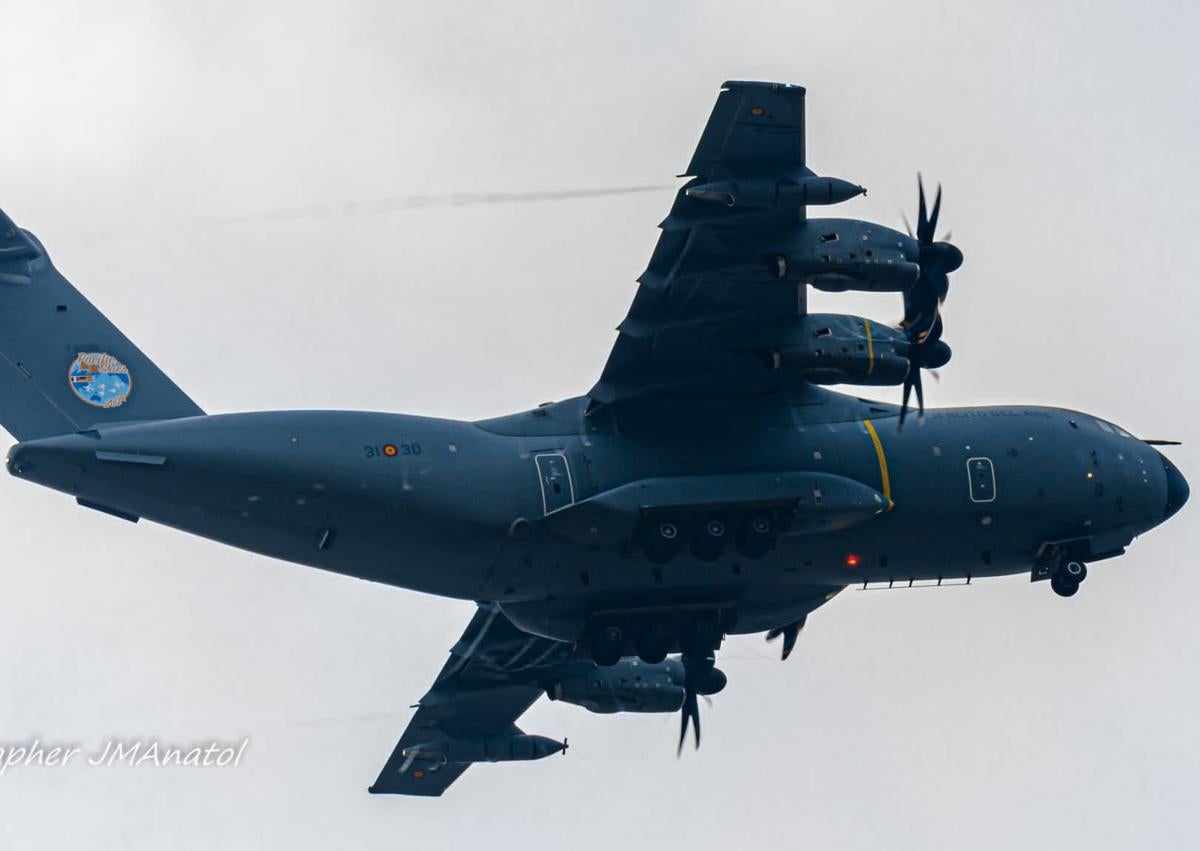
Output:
[{"xmin": 1096, "ymin": 418, "xmax": 1133, "ymax": 438}]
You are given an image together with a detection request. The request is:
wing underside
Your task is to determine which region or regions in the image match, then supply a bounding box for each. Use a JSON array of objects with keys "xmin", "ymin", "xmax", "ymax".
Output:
[
  {"xmin": 369, "ymin": 604, "xmax": 571, "ymax": 797},
  {"xmin": 590, "ymin": 81, "xmax": 817, "ymax": 406}
]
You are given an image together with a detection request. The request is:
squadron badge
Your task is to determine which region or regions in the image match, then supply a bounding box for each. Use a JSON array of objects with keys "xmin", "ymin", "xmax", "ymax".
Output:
[{"xmin": 68, "ymin": 352, "xmax": 132, "ymax": 408}]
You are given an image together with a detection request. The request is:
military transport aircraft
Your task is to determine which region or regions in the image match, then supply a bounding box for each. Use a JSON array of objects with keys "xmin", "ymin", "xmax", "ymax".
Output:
[{"xmin": 0, "ymin": 81, "xmax": 1188, "ymax": 796}]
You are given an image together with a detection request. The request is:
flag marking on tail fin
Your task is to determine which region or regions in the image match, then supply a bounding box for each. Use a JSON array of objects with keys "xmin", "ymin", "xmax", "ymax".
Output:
[{"xmin": 67, "ymin": 352, "xmax": 132, "ymax": 409}]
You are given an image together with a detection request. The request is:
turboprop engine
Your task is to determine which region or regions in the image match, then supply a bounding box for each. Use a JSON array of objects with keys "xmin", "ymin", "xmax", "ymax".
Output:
[
  {"xmin": 768, "ymin": 313, "xmax": 943, "ymax": 387},
  {"xmin": 548, "ymin": 657, "xmax": 688, "ymax": 714}
]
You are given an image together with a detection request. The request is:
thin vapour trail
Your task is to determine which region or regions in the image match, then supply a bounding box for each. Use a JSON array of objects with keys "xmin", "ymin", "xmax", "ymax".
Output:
[{"xmin": 218, "ymin": 184, "xmax": 675, "ymax": 226}]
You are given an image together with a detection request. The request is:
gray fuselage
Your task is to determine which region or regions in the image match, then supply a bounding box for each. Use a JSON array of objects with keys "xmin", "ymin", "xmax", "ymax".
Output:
[{"xmin": 5, "ymin": 385, "xmax": 1180, "ymax": 642}]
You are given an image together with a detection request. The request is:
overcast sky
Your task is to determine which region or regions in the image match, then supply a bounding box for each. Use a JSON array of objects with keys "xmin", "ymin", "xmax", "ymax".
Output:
[{"xmin": 2, "ymin": 2, "xmax": 1198, "ymax": 849}]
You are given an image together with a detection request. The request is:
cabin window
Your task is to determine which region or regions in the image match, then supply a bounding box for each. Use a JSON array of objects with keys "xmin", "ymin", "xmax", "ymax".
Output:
[{"xmin": 819, "ymin": 232, "xmax": 839, "ymax": 243}]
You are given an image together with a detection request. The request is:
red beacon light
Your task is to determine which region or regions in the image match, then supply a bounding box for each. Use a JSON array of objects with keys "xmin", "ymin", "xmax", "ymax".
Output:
[{"xmin": 845, "ymin": 553, "xmax": 860, "ymax": 568}]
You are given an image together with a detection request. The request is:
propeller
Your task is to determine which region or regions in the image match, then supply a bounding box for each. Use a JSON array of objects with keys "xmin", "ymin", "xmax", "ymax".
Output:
[
  {"xmin": 676, "ymin": 652, "xmax": 727, "ymax": 755},
  {"xmin": 765, "ymin": 616, "xmax": 807, "ymax": 661},
  {"xmin": 898, "ymin": 176, "xmax": 962, "ymax": 429}
]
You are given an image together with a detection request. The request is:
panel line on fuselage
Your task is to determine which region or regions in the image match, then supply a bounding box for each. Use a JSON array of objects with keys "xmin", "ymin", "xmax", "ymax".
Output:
[
  {"xmin": 862, "ymin": 419, "xmax": 893, "ymax": 510},
  {"xmin": 863, "ymin": 318, "xmax": 875, "ymax": 376}
]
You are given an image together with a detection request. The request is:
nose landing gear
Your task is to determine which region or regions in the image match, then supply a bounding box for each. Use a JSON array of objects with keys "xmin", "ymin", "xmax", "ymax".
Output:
[{"xmin": 1050, "ymin": 560, "xmax": 1088, "ymax": 598}]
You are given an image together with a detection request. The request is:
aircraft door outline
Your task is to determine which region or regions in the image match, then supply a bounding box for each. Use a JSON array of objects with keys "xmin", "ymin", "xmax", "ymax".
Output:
[
  {"xmin": 966, "ymin": 456, "xmax": 996, "ymax": 503},
  {"xmin": 534, "ymin": 452, "xmax": 576, "ymax": 515}
]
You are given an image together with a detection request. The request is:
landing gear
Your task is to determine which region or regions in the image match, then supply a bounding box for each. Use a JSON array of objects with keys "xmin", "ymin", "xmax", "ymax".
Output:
[
  {"xmin": 1051, "ymin": 560, "xmax": 1087, "ymax": 598},
  {"xmin": 1050, "ymin": 574, "xmax": 1078, "ymax": 597},
  {"xmin": 635, "ymin": 508, "xmax": 781, "ymax": 563},
  {"xmin": 585, "ymin": 609, "xmax": 731, "ymax": 667},
  {"xmin": 639, "ymin": 514, "xmax": 682, "ymax": 565},
  {"xmin": 690, "ymin": 515, "xmax": 727, "ymax": 562},
  {"xmin": 590, "ymin": 621, "xmax": 625, "ymax": 667},
  {"xmin": 634, "ymin": 621, "xmax": 672, "ymax": 665},
  {"xmin": 734, "ymin": 512, "xmax": 777, "ymax": 559}
]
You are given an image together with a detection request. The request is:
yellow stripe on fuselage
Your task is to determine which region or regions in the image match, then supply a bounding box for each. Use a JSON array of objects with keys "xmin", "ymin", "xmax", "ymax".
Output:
[
  {"xmin": 863, "ymin": 419, "xmax": 893, "ymax": 510},
  {"xmin": 863, "ymin": 317, "xmax": 874, "ymax": 375}
]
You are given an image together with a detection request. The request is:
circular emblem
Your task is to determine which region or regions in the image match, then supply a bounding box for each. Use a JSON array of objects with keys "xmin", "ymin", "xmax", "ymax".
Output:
[
  {"xmin": 68, "ymin": 352, "xmax": 132, "ymax": 408},
  {"xmin": 382, "ymin": 443, "xmax": 398, "ymax": 457},
  {"xmin": 749, "ymin": 106, "xmax": 766, "ymax": 116}
]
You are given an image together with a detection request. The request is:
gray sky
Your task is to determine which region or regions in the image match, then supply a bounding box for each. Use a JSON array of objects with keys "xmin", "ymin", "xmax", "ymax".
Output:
[{"xmin": 2, "ymin": 2, "xmax": 1198, "ymax": 848}]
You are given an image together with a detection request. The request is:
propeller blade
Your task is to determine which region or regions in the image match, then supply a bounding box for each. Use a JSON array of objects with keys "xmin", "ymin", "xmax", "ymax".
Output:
[
  {"xmin": 677, "ymin": 690, "xmax": 700, "ymax": 756},
  {"xmin": 899, "ymin": 363, "xmax": 926, "ymax": 430},
  {"xmin": 931, "ymin": 270, "xmax": 950, "ymax": 303},
  {"xmin": 766, "ymin": 617, "xmax": 807, "ymax": 660},
  {"xmin": 781, "ymin": 622, "xmax": 802, "ymax": 660},
  {"xmin": 900, "ymin": 177, "xmax": 958, "ymax": 431},
  {"xmin": 917, "ymin": 175, "xmax": 928, "ymax": 240},
  {"xmin": 899, "ymin": 374, "xmax": 914, "ymax": 430},
  {"xmin": 917, "ymin": 306, "xmax": 942, "ymax": 345},
  {"xmin": 927, "ymin": 184, "xmax": 942, "ymax": 241},
  {"xmin": 901, "ymin": 210, "xmax": 914, "ymax": 239}
]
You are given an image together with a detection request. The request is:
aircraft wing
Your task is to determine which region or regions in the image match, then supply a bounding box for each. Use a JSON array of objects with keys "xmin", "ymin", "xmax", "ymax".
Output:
[
  {"xmin": 589, "ymin": 81, "xmax": 842, "ymax": 406},
  {"xmin": 369, "ymin": 603, "xmax": 572, "ymax": 797}
]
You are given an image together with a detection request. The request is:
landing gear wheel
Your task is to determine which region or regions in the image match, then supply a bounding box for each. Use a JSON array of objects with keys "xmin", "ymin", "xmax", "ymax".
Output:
[
  {"xmin": 690, "ymin": 515, "xmax": 728, "ymax": 562},
  {"xmin": 590, "ymin": 622, "xmax": 625, "ymax": 667},
  {"xmin": 1050, "ymin": 560, "xmax": 1086, "ymax": 597},
  {"xmin": 1051, "ymin": 575, "xmax": 1079, "ymax": 598},
  {"xmin": 734, "ymin": 512, "xmax": 777, "ymax": 559},
  {"xmin": 635, "ymin": 622, "xmax": 672, "ymax": 665},
  {"xmin": 640, "ymin": 514, "xmax": 683, "ymax": 564},
  {"xmin": 1060, "ymin": 560, "xmax": 1087, "ymax": 583}
]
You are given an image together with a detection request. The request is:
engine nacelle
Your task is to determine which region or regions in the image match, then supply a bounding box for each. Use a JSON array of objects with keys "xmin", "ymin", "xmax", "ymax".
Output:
[
  {"xmin": 549, "ymin": 657, "xmax": 686, "ymax": 714},
  {"xmin": 771, "ymin": 313, "xmax": 911, "ymax": 387},
  {"xmin": 775, "ymin": 218, "xmax": 919, "ymax": 293}
]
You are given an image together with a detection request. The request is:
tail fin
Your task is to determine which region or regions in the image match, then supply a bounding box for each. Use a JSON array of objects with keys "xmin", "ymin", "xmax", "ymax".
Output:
[{"xmin": 0, "ymin": 208, "xmax": 203, "ymax": 441}]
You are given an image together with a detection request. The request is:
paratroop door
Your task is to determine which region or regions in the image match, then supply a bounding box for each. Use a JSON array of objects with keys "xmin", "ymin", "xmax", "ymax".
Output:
[{"xmin": 534, "ymin": 453, "xmax": 575, "ymax": 515}]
